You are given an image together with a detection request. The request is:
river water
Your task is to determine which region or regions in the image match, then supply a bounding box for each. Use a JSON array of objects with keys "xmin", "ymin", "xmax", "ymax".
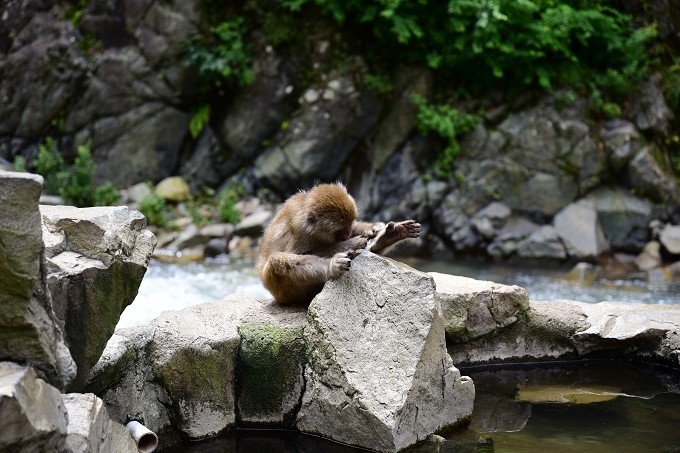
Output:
[{"xmin": 119, "ymin": 257, "xmax": 680, "ymax": 329}]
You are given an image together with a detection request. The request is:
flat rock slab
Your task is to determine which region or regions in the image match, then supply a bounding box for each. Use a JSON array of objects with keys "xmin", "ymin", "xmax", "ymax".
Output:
[
  {"xmin": 430, "ymin": 273, "xmax": 529, "ymax": 342},
  {"xmin": 297, "ymin": 252, "xmax": 474, "ymax": 452}
]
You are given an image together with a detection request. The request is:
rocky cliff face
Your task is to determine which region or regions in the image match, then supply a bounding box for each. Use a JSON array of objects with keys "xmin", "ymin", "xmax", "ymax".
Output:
[{"xmin": 1, "ymin": 0, "xmax": 680, "ymax": 262}]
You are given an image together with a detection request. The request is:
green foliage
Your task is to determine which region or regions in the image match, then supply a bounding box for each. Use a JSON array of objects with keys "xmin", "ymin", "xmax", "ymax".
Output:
[
  {"xmin": 34, "ymin": 138, "xmax": 67, "ymax": 195},
  {"xmin": 363, "ymin": 72, "xmax": 393, "ymax": 94},
  {"xmin": 139, "ymin": 194, "xmax": 168, "ymax": 227},
  {"xmin": 64, "ymin": 0, "xmax": 89, "ymax": 28},
  {"xmin": 282, "ymin": 0, "xmax": 653, "ymax": 98},
  {"xmin": 94, "ymin": 182, "xmax": 120, "ymax": 206},
  {"xmin": 183, "ymin": 16, "xmax": 254, "ymax": 92},
  {"xmin": 413, "ymin": 95, "xmax": 479, "ymax": 177},
  {"xmin": 58, "ymin": 145, "xmax": 96, "ymax": 207},
  {"xmin": 189, "ymin": 104, "xmax": 211, "ymax": 139},
  {"xmin": 12, "ymin": 155, "xmax": 26, "ymax": 172},
  {"xmin": 32, "ymin": 139, "xmax": 118, "ymax": 207},
  {"xmin": 217, "ymin": 186, "xmax": 242, "ymax": 224}
]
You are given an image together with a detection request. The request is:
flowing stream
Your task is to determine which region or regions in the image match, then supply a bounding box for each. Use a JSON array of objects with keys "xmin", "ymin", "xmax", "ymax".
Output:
[{"xmin": 119, "ymin": 257, "xmax": 680, "ymax": 329}]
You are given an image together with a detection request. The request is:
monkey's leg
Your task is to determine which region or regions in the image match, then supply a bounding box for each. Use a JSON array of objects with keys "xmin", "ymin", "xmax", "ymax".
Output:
[
  {"xmin": 261, "ymin": 252, "xmax": 352, "ymax": 304},
  {"xmin": 368, "ymin": 220, "xmax": 421, "ymax": 255}
]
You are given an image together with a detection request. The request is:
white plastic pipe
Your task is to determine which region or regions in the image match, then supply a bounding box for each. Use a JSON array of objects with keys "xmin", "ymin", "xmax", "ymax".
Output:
[{"xmin": 126, "ymin": 420, "xmax": 159, "ymax": 453}]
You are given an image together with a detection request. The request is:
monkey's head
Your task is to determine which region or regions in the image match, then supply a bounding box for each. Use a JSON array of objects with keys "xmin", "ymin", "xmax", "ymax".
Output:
[{"xmin": 304, "ymin": 183, "xmax": 358, "ymax": 244}]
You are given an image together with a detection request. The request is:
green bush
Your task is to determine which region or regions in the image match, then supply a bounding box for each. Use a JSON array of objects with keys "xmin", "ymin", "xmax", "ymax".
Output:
[
  {"xmin": 183, "ymin": 16, "xmax": 254, "ymax": 91},
  {"xmin": 34, "ymin": 138, "xmax": 66, "ymax": 195},
  {"xmin": 94, "ymin": 182, "xmax": 120, "ymax": 206},
  {"xmin": 59, "ymin": 145, "xmax": 96, "ymax": 207},
  {"xmin": 281, "ymin": 0, "xmax": 654, "ymax": 98},
  {"xmin": 139, "ymin": 194, "xmax": 168, "ymax": 227},
  {"xmin": 31, "ymin": 139, "xmax": 119, "ymax": 207},
  {"xmin": 413, "ymin": 95, "xmax": 479, "ymax": 177},
  {"xmin": 217, "ymin": 186, "xmax": 241, "ymax": 224}
]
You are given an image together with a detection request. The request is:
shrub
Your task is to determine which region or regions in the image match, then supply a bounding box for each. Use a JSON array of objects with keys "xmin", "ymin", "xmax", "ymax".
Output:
[
  {"xmin": 413, "ymin": 95, "xmax": 479, "ymax": 177},
  {"xmin": 139, "ymin": 194, "xmax": 168, "ymax": 227},
  {"xmin": 281, "ymin": 0, "xmax": 654, "ymax": 99},
  {"xmin": 94, "ymin": 182, "xmax": 120, "ymax": 206},
  {"xmin": 58, "ymin": 145, "xmax": 96, "ymax": 207},
  {"xmin": 31, "ymin": 139, "xmax": 119, "ymax": 207},
  {"xmin": 217, "ymin": 186, "xmax": 241, "ymax": 224},
  {"xmin": 183, "ymin": 16, "xmax": 253, "ymax": 91}
]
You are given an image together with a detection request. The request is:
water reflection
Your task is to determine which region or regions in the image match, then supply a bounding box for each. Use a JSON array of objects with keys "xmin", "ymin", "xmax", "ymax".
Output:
[{"xmin": 458, "ymin": 361, "xmax": 680, "ymax": 453}]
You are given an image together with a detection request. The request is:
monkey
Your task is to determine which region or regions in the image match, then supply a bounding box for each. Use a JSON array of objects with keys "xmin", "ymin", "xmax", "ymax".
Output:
[{"xmin": 257, "ymin": 183, "xmax": 421, "ymax": 305}]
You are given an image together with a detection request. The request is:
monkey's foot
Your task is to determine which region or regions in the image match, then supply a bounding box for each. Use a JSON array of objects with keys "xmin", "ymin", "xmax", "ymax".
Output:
[{"xmin": 368, "ymin": 220, "xmax": 421, "ymax": 254}]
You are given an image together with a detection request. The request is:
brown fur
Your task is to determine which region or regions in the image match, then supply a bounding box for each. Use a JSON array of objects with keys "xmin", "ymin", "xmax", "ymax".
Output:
[{"xmin": 257, "ymin": 183, "xmax": 421, "ymax": 305}]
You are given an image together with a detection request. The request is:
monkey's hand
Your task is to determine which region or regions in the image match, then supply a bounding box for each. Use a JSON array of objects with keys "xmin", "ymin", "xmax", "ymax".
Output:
[
  {"xmin": 328, "ymin": 252, "xmax": 352, "ymax": 279},
  {"xmin": 368, "ymin": 220, "xmax": 421, "ymax": 255}
]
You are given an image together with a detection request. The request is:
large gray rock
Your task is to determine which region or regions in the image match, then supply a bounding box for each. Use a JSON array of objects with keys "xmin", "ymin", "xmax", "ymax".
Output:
[
  {"xmin": 629, "ymin": 75, "xmax": 675, "ymax": 135},
  {"xmin": 297, "ymin": 252, "xmax": 474, "ymax": 452},
  {"xmin": 0, "ymin": 362, "xmax": 68, "ymax": 452},
  {"xmin": 626, "ymin": 146, "xmax": 680, "ymax": 205},
  {"xmin": 253, "ymin": 72, "xmax": 381, "ymax": 192},
  {"xmin": 553, "ymin": 199, "xmax": 609, "ymax": 260},
  {"xmin": 516, "ymin": 225, "xmax": 567, "ymax": 260},
  {"xmin": 447, "ymin": 299, "xmax": 680, "ymax": 368},
  {"xmin": 0, "ymin": 14, "xmax": 87, "ymax": 137},
  {"xmin": 62, "ymin": 393, "xmax": 138, "ymax": 453},
  {"xmin": 88, "ymin": 295, "xmax": 307, "ymax": 439},
  {"xmin": 430, "ymin": 273, "xmax": 530, "ymax": 342},
  {"xmin": 588, "ymin": 187, "xmax": 652, "ymax": 252},
  {"xmin": 41, "ymin": 205, "xmax": 156, "ymax": 391},
  {"xmin": 0, "ymin": 171, "xmax": 76, "ymax": 388}
]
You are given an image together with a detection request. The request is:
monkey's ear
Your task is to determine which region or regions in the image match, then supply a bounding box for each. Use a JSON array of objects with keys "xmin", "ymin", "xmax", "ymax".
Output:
[{"xmin": 307, "ymin": 211, "xmax": 317, "ymax": 224}]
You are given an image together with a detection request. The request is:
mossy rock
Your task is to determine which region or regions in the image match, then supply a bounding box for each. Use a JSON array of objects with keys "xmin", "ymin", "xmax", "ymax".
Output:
[{"xmin": 236, "ymin": 323, "xmax": 307, "ymax": 427}]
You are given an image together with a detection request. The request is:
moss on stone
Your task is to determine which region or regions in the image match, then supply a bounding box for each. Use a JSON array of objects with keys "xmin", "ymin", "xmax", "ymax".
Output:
[{"xmin": 236, "ymin": 323, "xmax": 306, "ymax": 426}]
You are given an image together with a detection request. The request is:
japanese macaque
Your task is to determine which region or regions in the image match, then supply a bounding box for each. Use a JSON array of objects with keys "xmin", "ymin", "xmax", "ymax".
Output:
[{"xmin": 257, "ymin": 183, "xmax": 420, "ymax": 305}]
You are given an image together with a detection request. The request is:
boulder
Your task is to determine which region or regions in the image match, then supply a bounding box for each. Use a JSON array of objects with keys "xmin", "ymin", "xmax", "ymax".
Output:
[
  {"xmin": 447, "ymin": 298, "xmax": 680, "ymax": 368},
  {"xmin": 0, "ymin": 362, "xmax": 68, "ymax": 452},
  {"xmin": 0, "ymin": 171, "xmax": 76, "ymax": 388},
  {"xmin": 155, "ymin": 176, "xmax": 190, "ymax": 203},
  {"xmin": 629, "ymin": 75, "xmax": 675, "ymax": 135},
  {"xmin": 41, "ymin": 205, "xmax": 156, "ymax": 391},
  {"xmin": 588, "ymin": 187, "xmax": 652, "ymax": 252},
  {"xmin": 659, "ymin": 224, "xmax": 680, "ymax": 254},
  {"xmin": 253, "ymin": 72, "xmax": 381, "ymax": 193},
  {"xmin": 62, "ymin": 393, "xmax": 138, "ymax": 453},
  {"xmin": 516, "ymin": 225, "xmax": 567, "ymax": 260},
  {"xmin": 429, "ymin": 273, "xmax": 530, "ymax": 342},
  {"xmin": 601, "ymin": 119, "xmax": 641, "ymax": 170},
  {"xmin": 87, "ymin": 295, "xmax": 307, "ymax": 439},
  {"xmin": 626, "ymin": 146, "xmax": 680, "ymax": 205},
  {"xmin": 573, "ymin": 302, "xmax": 680, "ymax": 358},
  {"xmin": 233, "ymin": 210, "xmax": 272, "ymax": 237},
  {"xmin": 553, "ymin": 199, "xmax": 609, "ymax": 260},
  {"xmin": 85, "ymin": 325, "xmax": 173, "ymax": 438},
  {"xmin": 297, "ymin": 252, "xmax": 474, "ymax": 452},
  {"xmin": 635, "ymin": 241, "xmax": 662, "ymax": 271}
]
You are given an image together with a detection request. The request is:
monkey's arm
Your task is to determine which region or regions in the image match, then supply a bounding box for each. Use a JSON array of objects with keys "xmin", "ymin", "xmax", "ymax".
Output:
[
  {"xmin": 352, "ymin": 221, "xmax": 378, "ymax": 237},
  {"xmin": 260, "ymin": 251, "xmax": 352, "ymax": 304},
  {"xmin": 368, "ymin": 220, "xmax": 421, "ymax": 255}
]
